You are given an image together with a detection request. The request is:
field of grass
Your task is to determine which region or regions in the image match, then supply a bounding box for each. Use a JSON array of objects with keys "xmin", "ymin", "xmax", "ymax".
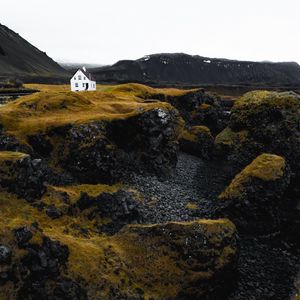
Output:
[{"xmin": 0, "ymin": 83, "xmax": 190, "ymax": 142}]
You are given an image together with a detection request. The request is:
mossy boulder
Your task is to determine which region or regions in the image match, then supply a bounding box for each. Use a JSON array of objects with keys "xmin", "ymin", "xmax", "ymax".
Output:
[
  {"xmin": 1, "ymin": 225, "xmax": 87, "ymax": 299},
  {"xmin": 0, "ymin": 90, "xmax": 184, "ymax": 182},
  {"xmin": 215, "ymin": 91, "xmax": 300, "ymax": 178},
  {"xmin": 165, "ymin": 89, "xmax": 226, "ymax": 134},
  {"xmin": 0, "ymin": 151, "xmax": 46, "ymax": 200},
  {"xmin": 218, "ymin": 153, "xmax": 290, "ymax": 233},
  {"xmin": 100, "ymin": 219, "xmax": 238, "ymax": 299},
  {"xmin": 179, "ymin": 125, "xmax": 214, "ymax": 159}
]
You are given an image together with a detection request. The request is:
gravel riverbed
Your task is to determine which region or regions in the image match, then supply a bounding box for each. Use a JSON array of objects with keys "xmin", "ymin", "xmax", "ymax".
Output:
[{"xmin": 128, "ymin": 152, "xmax": 300, "ymax": 300}]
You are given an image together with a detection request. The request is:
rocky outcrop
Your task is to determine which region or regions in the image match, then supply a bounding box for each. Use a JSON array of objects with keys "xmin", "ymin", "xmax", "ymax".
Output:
[
  {"xmin": 215, "ymin": 91, "xmax": 300, "ymax": 178},
  {"xmin": 28, "ymin": 107, "xmax": 182, "ymax": 183},
  {"xmin": 218, "ymin": 154, "xmax": 290, "ymax": 233},
  {"xmin": 75, "ymin": 189, "xmax": 143, "ymax": 234},
  {"xmin": 164, "ymin": 89, "xmax": 226, "ymax": 134},
  {"xmin": 109, "ymin": 219, "xmax": 238, "ymax": 299},
  {"xmin": 0, "ymin": 225, "xmax": 87, "ymax": 299},
  {"xmin": 0, "ymin": 219, "xmax": 237, "ymax": 300},
  {"xmin": 179, "ymin": 125, "xmax": 214, "ymax": 159},
  {"xmin": 0, "ymin": 151, "xmax": 46, "ymax": 200}
]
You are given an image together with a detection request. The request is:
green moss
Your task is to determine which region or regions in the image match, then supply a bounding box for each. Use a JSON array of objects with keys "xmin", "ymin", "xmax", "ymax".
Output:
[
  {"xmin": 219, "ymin": 153, "xmax": 286, "ymax": 200},
  {"xmin": 215, "ymin": 127, "xmax": 248, "ymax": 147},
  {"xmin": 180, "ymin": 126, "xmax": 212, "ymax": 142}
]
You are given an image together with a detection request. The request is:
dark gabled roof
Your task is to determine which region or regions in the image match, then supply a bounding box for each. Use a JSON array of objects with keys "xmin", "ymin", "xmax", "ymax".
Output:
[{"xmin": 72, "ymin": 67, "xmax": 96, "ymax": 81}]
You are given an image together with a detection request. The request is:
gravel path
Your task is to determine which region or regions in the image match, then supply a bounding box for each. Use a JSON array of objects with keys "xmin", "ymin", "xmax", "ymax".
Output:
[
  {"xmin": 128, "ymin": 151, "xmax": 299, "ymax": 300},
  {"xmin": 128, "ymin": 152, "xmax": 231, "ymax": 223}
]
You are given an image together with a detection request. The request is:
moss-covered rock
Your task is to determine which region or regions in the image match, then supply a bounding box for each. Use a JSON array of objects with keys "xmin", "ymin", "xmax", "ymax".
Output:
[
  {"xmin": 179, "ymin": 125, "xmax": 214, "ymax": 159},
  {"xmin": 0, "ymin": 151, "xmax": 46, "ymax": 200},
  {"xmin": 0, "ymin": 187, "xmax": 238, "ymax": 300},
  {"xmin": 109, "ymin": 219, "xmax": 238, "ymax": 299},
  {"xmin": 218, "ymin": 153, "xmax": 290, "ymax": 233},
  {"xmin": 0, "ymin": 90, "xmax": 184, "ymax": 182},
  {"xmin": 215, "ymin": 91, "xmax": 300, "ymax": 178},
  {"xmin": 165, "ymin": 89, "xmax": 227, "ymax": 134}
]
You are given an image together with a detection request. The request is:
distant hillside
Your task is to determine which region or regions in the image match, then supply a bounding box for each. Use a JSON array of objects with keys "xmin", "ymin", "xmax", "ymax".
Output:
[
  {"xmin": 92, "ymin": 53, "xmax": 300, "ymax": 87},
  {"xmin": 0, "ymin": 23, "xmax": 68, "ymax": 82}
]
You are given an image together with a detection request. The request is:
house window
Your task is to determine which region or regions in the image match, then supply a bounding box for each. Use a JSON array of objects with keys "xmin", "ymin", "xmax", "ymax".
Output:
[
  {"xmin": 78, "ymin": 75, "xmax": 82, "ymax": 80},
  {"xmin": 75, "ymin": 83, "xmax": 78, "ymax": 87},
  {"xmin": 84, "ymin": 77, "xmax": 86, "ymax": 80},
  {"xmin": 74, "ymin": 77, "xmax": 76, "ymax": 80},
  {"xmin": 82, "ymin": 83, "xmax": 85, "ymax": 87}
]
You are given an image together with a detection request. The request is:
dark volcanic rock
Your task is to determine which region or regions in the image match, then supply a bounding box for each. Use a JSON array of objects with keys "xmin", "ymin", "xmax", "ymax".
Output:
[
  {"xmin": 0, "ymin": 151, "xmax": 46, "ymax": 200},
  {"xmin": 218, "ymin": 153, "xmax": 291, "ymax": 234},
  {"xmin": 76, "ymin": 189, "xmax": 143, "ymax": 234},
  {"xmin": 10, "ymin": 226, "xmax": 88, "ymax": 299},
  {"xmin": 29, "ymin": 107, "xmax": 182, "ymax": 183},
  {"xmin": 179, "ymin": 125, "xmax": 214, "ymax": 159},
  {"xmin": 165, "ymin": 89, "xmax": 226, "ymax": 133},
  {"xmin": 0, "ymin": 245, "xmax": 12, "ymax": 264},
  {"xmin": 215, "ymin": 91, "xmax": 300, "ymax": 178},
  {"xmin": 116, "ymin": 219, "xmax": 238, "ymax": 299}
]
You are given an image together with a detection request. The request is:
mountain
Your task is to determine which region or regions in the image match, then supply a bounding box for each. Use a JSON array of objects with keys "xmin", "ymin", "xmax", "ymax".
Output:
[
  {"xmin": 0, "ymin": 23, "xmax": 68, "ymax": 82},
  {"xmin": 92, "ymin": 53, "xmax": 300, "ymax": 87}
]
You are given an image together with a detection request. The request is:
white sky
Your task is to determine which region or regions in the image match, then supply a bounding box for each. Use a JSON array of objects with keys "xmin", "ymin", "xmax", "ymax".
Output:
[{"xmin": 1, "ymin": 0, "xmax": 300, "ymax": 65}]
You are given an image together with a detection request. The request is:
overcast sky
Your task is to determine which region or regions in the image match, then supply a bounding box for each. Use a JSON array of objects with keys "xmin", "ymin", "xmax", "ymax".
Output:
[{"xmin": 2, "ymin": 0, "xmax": 300, "ymax": 65}]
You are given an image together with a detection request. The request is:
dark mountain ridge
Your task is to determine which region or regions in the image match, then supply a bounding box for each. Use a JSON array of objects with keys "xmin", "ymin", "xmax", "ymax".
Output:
[
  {"xmin": 0, "ymin": 23, "xmax": 68, "ymax": 82},
  {"xmin": 92, "ymin": 53, "xmax": 300, "ymax": 87}
]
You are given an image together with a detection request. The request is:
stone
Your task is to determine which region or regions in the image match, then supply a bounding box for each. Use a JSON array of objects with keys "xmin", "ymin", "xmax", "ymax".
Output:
[
  {"xmin": 179, "ymin": 125, "xmax": 214, "ymax": 159},
  {"xmin": 218, "ymin": 153, "xmax": 291, "ymax": 233},
  {"xmin": 14, "ymin": 226, "xmax": 33, "ymax": 246},
  {"xmin": 215, "ymin": 91, "xmax": 300, "ymax": 178},
  {"xmin": 0, "ymin": 151, "xmax": 46, "ymax": 200},
  {"xmin": 0, "ymin": 245, "xmax": 12, "ymax": 264}
]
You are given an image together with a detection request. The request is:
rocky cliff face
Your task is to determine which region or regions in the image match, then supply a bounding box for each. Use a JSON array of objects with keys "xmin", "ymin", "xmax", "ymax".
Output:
[
  {"xmin": 93, "ymin": 53, "xmax": 300, "ymax": 86},
  {"xmin": 0, "ymin": 23, "xmax": 68, "ymax": 81}
]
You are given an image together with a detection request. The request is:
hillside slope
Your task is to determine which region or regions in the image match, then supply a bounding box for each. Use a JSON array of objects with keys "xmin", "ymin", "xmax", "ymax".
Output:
[
  {"xmin": 0, "ymin": 23, "xmax": 68, "ymax": 81},
  {"xmin": 92, "ymin": 53, "xmax": 300, "ymax": 86}
]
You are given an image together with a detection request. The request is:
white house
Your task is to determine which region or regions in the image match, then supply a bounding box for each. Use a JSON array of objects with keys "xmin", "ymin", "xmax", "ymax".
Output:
[{"xmin": 70, "ymin": 67, "xmax": 96, "ymax": 92}]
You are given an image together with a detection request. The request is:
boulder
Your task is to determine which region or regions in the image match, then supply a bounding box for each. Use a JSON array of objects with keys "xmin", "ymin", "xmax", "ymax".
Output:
[
  {"xmin": 218, "ymin": 153, "xmax": 290, "ymax": 233},
  {"xmin": 111, "ymin": 219, "xmax": 238, "ymax": 299},
  {"xmin": 215, "ymin": 91, "xmax": 300, "ymax": 178},
  {"xmin": 0, "ymin": 151, "xmax": 46, "ymax": 200},
  {"xmin": 0, "ymin": 245, "xmax": 12, "ymax": 264},
  {"xmin": 166, "ymin": 89, "xmax": 226, "ymax": 134},
  {"xmin": 179, "ymin": 125, "xmax": 214, "ymax": 159},
  {"xmin": 34, "ymin": 107, "xmax": 183, "ymax": 183},
  {"xmin": 75, "ymin": 189, "xmax": 143, "ymax": 234},
  {"xmin": 9, "ymin": 226, "xmax": 88, "ymax": 299}
]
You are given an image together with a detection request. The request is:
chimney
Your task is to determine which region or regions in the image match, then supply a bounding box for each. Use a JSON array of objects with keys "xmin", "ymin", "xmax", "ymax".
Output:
[{"xmin": 83, "ymin": 66, "xmax": 86, "ymax": 72}]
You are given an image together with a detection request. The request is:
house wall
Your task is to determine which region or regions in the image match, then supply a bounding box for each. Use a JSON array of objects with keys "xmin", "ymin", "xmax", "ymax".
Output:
[{"xmin": 70, "ymin": 70, "xmax": 97, "ymax": 92}]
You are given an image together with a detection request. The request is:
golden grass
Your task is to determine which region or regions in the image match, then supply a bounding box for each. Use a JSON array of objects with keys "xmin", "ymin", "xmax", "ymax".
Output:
[
  {"xmin": 0, "ymin": 151, "xmax": 28, "ymax": 161},
  {"xmin": 180, "ymin": 126, "xmax": 212, "ymax": 142},
  {"xmin": 219, "ymin": 153, "xmax": 285, "ymax": 200},
  {"xmin": 0, "ymin": 83, "xmax": 193, "ymax": 142},
  {"xmin": 0, "ymin": 189, "xmax": 236, "ymax": 299},
  {"xmin": 186, "ymin": 202, "xmax": 199, "ymax": 210}
]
